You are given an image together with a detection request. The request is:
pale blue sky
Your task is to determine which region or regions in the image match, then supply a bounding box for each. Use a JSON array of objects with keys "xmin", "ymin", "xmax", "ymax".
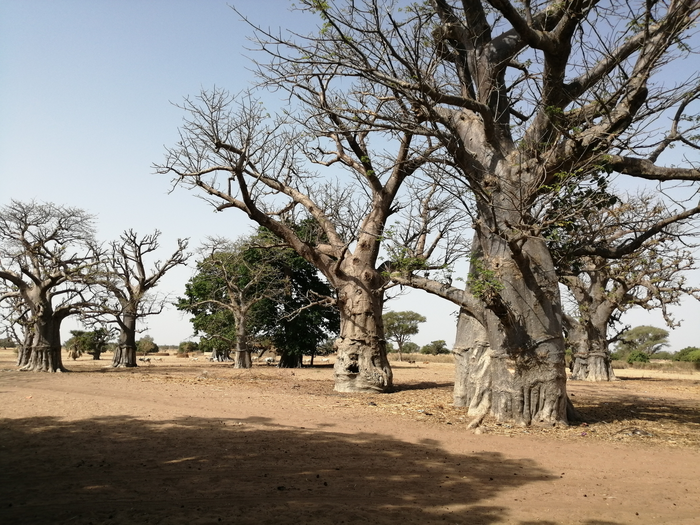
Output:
[
  {"xmin": 0, "ymin": 0, "xmax": 462, "ymax": 347},
  {"xmin": 1, "ymin": 0, "xmax": 698, "ymax": 351}
]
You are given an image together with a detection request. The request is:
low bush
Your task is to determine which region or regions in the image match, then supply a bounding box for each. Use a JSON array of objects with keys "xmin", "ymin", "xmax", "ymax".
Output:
[{"xmin": 627, "ymin": 350, "xmax": 650, "ymax": 364}]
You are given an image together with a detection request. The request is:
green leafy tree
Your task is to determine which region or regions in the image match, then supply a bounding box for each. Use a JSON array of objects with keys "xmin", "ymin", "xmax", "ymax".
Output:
[
  {"xmin": 420, "ymin": 340, "xmax": 450, "ymax": 356},
  {"xmin": 383, "ymin": 311, "xmax": 426, "ymax": 362},
  {"xmin": 614, "ymin": 326, "xmax": 670, "ymax": 358},
  {"xmin": 403, "ymin": 342, "xmax": 420, "ymax": 355},
  {"xmin": 252, "ymin": 241, "xmax": 339, "ymax": 368},
  {"xmin": 178, "ymin": 341, "xmax": 199, "ymax": 355},
  {"xmin": 65, "ymin": 328, "xmax": 113, "ymax": 360},
  {"xmin": 178, "ymin": 231, "xmax": 338, "ymax": 368},
  {"xmin": 136, "ymin": 335, "xmax": 159, "ymax": 356}
]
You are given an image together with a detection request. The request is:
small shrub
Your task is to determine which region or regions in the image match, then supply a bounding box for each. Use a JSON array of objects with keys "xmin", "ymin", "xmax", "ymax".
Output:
[{"xmin": 627, "ymin": 350, "xmax": 649, "ymax": 364}]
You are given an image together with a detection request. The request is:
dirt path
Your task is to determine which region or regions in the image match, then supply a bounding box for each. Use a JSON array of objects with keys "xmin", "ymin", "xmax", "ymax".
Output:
[{"xmin": 1, "ymin": 351, "xmax": 699, "ymax": 524}]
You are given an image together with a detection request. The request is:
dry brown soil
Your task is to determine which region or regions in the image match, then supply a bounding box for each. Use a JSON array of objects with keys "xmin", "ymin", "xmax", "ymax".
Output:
[{"xmin": 1, "ymin": 349, "xmax": 699, "ymax": 525}]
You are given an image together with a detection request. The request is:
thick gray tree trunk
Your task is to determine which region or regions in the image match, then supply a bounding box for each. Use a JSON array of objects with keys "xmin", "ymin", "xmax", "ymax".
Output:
[
  {"xmin": 454, "ymin": 189, "xmax": 569, "ymax": 426},
  {"xmin": 568, "ymin": 318, "xmax": 617, "ymax": 382},
  {"xmin": 333, "ymin": 281, "xmax": 392, "ymax": 393},
  {"xmin": 478, "ymin": 239, "xmax": 568, "ymax": 425},
  {"xmin": 452, "ymin": 310, "xmax": 492, "ymax": 426},
  {"xmin": 112, "ymin": 312, "xmax": 137, "ymax": 368},
  {"xmin": 21, "ymin": 312, "xmax": 66, "ymax": 372},
  {"xmin": 563, "ymin": 302, "xmax": 618, "ymax": 382},
  {"xmin": 278, "ymin": 352, "xmax": 303, "ymax": 368},
  {"xmin": 233, "ymin": 315, "xmax": 252, "ymax": 369}
]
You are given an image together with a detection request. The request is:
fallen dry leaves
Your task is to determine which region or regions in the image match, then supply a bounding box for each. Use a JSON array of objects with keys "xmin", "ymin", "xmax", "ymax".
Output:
[{"xmin": 118, "ymin": 360, "xmax": 700, "ymax": 450}]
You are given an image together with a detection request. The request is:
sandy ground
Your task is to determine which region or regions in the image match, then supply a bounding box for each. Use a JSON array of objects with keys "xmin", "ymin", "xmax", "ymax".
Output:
[{"xmin": 1, "ymin": 350, "xmax": 699, "ymax": 525}]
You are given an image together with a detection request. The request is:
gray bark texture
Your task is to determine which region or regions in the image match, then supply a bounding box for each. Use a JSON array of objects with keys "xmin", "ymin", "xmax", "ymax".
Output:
[
  {"xmin": 112, "ymin": 313, "xmax": 137, "ymax": 368},
  {"xmin": 333, "ymin": 282, "xmax": 392, "ymax": 393},
  {"xmin": 565, "ymin": 315, "xmax": 617, "ymax": 382},
  {"xmin": 21, "ymin": 310, "xmax": 67, "ymax": 373},
  {"xmin": 233, "ymin": 314, "xmax": 252, "ymax": 369},
  {"xmin": 453, "ymin": 226, "xmax": 569, "ymax": 426}
]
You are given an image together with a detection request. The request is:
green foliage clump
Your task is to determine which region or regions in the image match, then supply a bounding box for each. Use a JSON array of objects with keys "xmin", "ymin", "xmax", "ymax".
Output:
[
  {"xmin": 65, "ymin": 328, "xmax": 112, "ymax": 360},
  {"xmin": 627, "ymin": 350, "xmax": 650, "ymax": 364},
  {"xmin": 673, "ymin": 346, "xmax": 700, "ymax": 362},
  {"xmin": 614, "ymin": 325, "xmax": 669, "ymax": 358},
  {"xmin": 136, "ymin": 335, "xmax": 159, "ymax": 355},
  {"xmin": 178, "ymin": 341, "xmax": 199, "ymax": 355},
  {"xmin": 467, "ymin": 257, "xmax": 504, "ymax": 300},
  {"xmin": 177, "ymin": 226, "xmax": 339, "ymax": 367},
  {"xmin": 403, "ymin": 341, "xmax": 420, "ymax": 354},
  {"xmin": 420, "ymin": 340, "xmax": 449, "ymax": 355}
]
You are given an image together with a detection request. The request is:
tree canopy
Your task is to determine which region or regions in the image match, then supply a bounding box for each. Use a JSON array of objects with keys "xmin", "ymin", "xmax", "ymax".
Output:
[
  {"xmin": 614, "ymin": 325, "xmax": 670, "ymax": 358},
  {"xmin": 178, "ymin": 230, "xmax": 339, "ymax": 368},
  {"xmin": 383, "ymin": 311, "xmax": 427, "ymax": 361},
  {"xmin": 90, "ymin": 229, "xmax": 189, "ymax": 368},
  {"xmin": 0, "ymin": 200, "xmax": 99, "ymax": 372},
  {"xmin": 65, "ymin": 328, "xmax": 113, "ymax": 361}
]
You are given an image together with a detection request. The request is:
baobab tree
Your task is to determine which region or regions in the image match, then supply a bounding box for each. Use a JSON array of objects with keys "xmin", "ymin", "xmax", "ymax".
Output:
[
  {"xmin": 0, "ymin": 200, "xmax": 99, "ymax": 372},
  {"xmin": 557, "ymin": 195, "xmax": 700, "ymax": 381},
  {"xmin": 179, "ymin": 236, "xmax": 299, "ymax": 368},
  {"xmin": 91, "ymin": 230, "xmax": 189, "ymax": 368},
  {"xmin": 157, "ymin": 92, "xmax": 446, "ymax": 390}
]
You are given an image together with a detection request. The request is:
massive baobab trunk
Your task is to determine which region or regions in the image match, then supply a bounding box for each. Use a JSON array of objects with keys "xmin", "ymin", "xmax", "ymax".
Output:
[
  {"xmin": 452, "ymin": 226, "xmax": 569, "ymax": 426},
  {"xmin": 475, "ymin": 210, "xmax": 569, "ymax": 425},
  {"xmin": 452, "ymin": 310, "xmax": 491, "ymax": 420},
  {"xmin": 333, "ymin": 280, "xmax": 392, "ymax": 393},
  {"xmin": 278, "ymin": 352, "xmax": 303, "ymax": 368},
  {"xmin": 21, "ymin": 311, "xmax": 66, "ymax": 373},
  {"xmin": 112, "ymin": 312, "xmax": 137, "ymax": 368},
  {"xmin": 565, "ymin": 315, "xmax": 617, "ymax": 382}
]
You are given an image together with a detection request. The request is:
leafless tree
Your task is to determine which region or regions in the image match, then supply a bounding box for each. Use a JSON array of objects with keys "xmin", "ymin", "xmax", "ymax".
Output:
[
  {"xmin": 88, "ymin": 229, "xmax": 189, "ymax": 368},
  {"xmin": 558, "ymin": 195, "xmax": 700, "ymax": 381},
  {"xmin": 0, "ymin": 200, "xmax": 99, "ymax": 372},
  {"xmin": 157, "ymin": 89, "xmax": 448, "ymax": 391}
]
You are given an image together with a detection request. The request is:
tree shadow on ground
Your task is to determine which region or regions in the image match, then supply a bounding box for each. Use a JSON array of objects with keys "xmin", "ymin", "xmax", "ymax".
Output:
[
  {"xmin": 0, "ymin": 414, "xmax": 572, "ymax": 525},
  {"xmin": 392, "ymin": 381, "xmax": 454, "ymax": 392},
  {"xmin": 569, "ymin": 381, "xmax": 700, "ymax": 428}
]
